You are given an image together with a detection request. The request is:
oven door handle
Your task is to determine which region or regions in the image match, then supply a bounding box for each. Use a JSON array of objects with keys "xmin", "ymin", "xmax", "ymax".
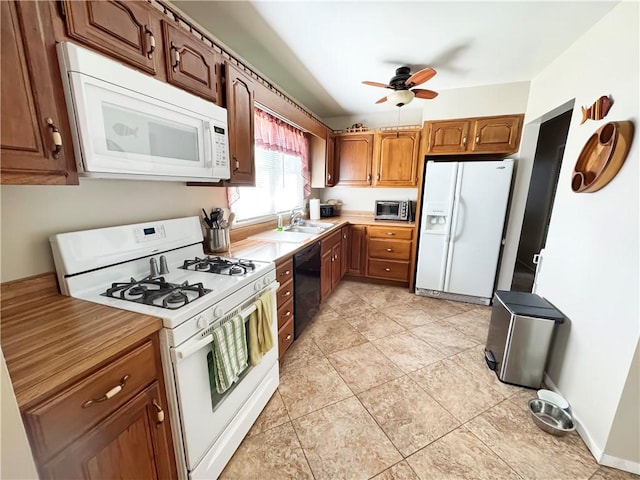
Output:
[{"xmin": 170, "ymin": 283, "xmax": 278, "ymax": 363}]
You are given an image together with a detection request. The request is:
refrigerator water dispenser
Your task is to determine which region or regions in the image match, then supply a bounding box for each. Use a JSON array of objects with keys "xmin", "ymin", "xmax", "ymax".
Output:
[{"xmin": 424, "ymin": 202, "xmax": 448, "ymax": 232}]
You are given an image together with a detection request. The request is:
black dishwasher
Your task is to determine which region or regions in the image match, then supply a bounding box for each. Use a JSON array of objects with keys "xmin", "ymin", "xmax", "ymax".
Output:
[{"xmin": 293, "ymin": 241, "xmax": 321, "ymax": 338}]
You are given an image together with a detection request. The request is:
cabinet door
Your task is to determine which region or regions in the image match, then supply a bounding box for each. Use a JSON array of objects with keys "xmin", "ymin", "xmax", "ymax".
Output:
[
  {"xmin": 374, "ymin": 130, "xmax": 421, "ymax": 186},
  {"xmin": 162, "ymin": 21, "xmax": 222, "ymax": 104},
  {"xmin": 426, "ymin": 120, "xmax": 471, "ymax": 154},
  {"xmin": 320, "ymin": 249, "xmax": 333, "ymax": 302},
  {"xmin": 225, "ymin": 62, "xmax": 255, "ymax": 185},
  {"xmin": 325, "ymin": 133, "xmax": 337, "ymax": 186},
  {"xmin": 1, "ymin": 1, "xmax": 77, "ymax": 185},
  {"xmin": 62, "ymin": 1, "xmax": 157, "ymax": 75},
  {"xmin": 335, "ymin": 134, "xmax": 373, "ymax": 186},
  {"xmin": 347, "ymin": 225, "xmax": 366, "ymax": 276},
  {"xmin": 340, "ymin": 226, "xmax": 349, "ymax": 279},
  {"xmin": 331, "ymin": 243, "xmax": 341, "ymax": 290},
  {"xmin": 471, "ymin": 115, "xmax": 523, "ymax": 154},
  {"xmin": 42, "ymin": 382, "xmax": 176, "ymax": 480}
]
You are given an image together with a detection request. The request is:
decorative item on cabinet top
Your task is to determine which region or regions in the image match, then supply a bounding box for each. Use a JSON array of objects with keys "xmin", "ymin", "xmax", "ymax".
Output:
[{"xmin": 571, "ymin": 120, "xmax": 634, "ymax": 193}]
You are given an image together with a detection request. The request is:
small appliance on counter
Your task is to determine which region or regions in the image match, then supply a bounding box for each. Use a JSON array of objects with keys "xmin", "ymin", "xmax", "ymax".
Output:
[
  {"xmin": 374, "ymin": 200, "xmax": 414, "ymax": 221},
  {"xmin": 320, "ymin": 199, "xmax": 342, "ymax": 218}
]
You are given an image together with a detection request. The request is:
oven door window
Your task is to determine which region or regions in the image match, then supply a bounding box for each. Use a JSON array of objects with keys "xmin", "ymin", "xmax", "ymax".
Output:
[{"xmin": 206, "ymin": 349, "xmax": 251, "ymax": 410}]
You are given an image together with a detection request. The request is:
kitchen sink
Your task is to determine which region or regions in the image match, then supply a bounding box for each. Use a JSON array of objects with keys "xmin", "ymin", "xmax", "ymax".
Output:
[{"xmin": 285, "ymin": 226, "xmax": 325, "ymax": 234}]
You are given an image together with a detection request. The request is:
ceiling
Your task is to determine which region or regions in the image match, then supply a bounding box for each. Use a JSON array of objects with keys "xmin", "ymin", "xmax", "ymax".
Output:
[{"xmin": 173, "ymin": 1, "xmax": 618, "ymax": 119}]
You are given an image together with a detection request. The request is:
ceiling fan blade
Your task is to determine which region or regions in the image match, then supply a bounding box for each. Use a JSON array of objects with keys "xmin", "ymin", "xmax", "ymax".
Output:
[
  {"xmin": 362, "ymin": 81, "xmax": 392, "ymax": 89},
  {"xmin": 405, "ymin": 67, "xmax": 437, "ymax": 87},
  {"xmin": 413, "ymin": 88, "xmax": 439, "ymax": 99},
  {"xmin": 375, "ymin": 96, "xmax": 388, "ymax": 104}
]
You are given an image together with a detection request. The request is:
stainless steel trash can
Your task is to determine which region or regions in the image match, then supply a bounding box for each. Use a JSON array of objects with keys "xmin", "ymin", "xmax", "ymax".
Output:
[{"xmin": 484, "ymin": 290, "xmax": 564, "ymax": 388}]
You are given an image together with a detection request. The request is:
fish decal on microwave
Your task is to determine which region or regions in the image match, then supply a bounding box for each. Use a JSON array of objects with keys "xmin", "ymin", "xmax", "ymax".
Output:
[{"xmin": 112, "ymin": 123, "xmax": 139, "ymax": 137}]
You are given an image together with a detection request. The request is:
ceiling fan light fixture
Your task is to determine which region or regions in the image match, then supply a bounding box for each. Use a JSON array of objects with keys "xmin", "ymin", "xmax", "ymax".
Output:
[{"xmin": 387, "ymin": 89, "xmax": 414, "ymax": 107}]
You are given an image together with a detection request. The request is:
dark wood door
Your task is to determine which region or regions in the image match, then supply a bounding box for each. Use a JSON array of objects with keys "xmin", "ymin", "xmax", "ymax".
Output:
[
  {"xmin": 347, "ymin": 225, "xmax": 366, "ymax": 276},
  {"xmin": 471, "ymin": 115, "xmax": 523, "ymax": 154},
  {"xmin": 162, "ymin": 21, "xmax": 222, "ymax": 104},
  {"xmin": 42, "ymin": 382, "xmax": 176, "ymax": 480},
  {"xmin": 340, "ymin": 226, "xmax": 349, "ymax": 279},
  {"xmin": 374, "ymin": 130, "xmax": 421, "ymax": 186},
  {"xmin": 62, "ymin": 1, "xmax": 157, "ymax": 75},
  {"xmin": 1, "ymin": 1, "xmax": 77, "ymax": 185},
  {"xmin": 331, "ymin": 243, "xmax": 341, "ymax": 290},
  {"xmin": 225, "ymin": 62, "xmax": 255, "ymax": 186},
  {"xmin": 427, "ymin": 120, "xmax": 470, "ymax": 154},
  {"xmin": 325, "ymin": 132, "xmax": 337, "ymax": 186},
  {"xmin": 335, "ymin": 134, "xmax": 374, "ymax": 186},
  {"xmin": 320, "ymin": 249, "xmax": 332, "ymax": 302}
]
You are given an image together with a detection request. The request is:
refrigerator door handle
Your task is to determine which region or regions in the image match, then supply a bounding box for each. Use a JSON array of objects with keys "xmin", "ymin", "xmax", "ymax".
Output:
[
  {"xmin": 452, "ymin": 197, "xmax": 466, "ymax": 241},
  {"xmin": 444, "ymin": 165, "xmax": 464, "ymax": 292}
]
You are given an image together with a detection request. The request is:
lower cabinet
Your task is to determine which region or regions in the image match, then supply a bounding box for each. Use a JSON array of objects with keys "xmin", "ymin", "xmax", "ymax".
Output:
[
  {"xmin": 366, "ymin": 225, "xmax": 414, "ymax": 283},
  {"xmin": 275, "ymin": 257, "xmax": 294, "ymax": 358},
  {"xmin": 346, "ymin": 225, "xmax": 367, "ymax": 276},
  {"xmin": 320, "ymin": 230, "xmax": 342, "ymax": 302},
  {"xmin": 22, "ymin": 334, "xmax": 177, "ymax": 480}
]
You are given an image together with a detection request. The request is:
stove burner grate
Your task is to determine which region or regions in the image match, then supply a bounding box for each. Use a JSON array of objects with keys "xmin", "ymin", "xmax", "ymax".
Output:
[
  {"xmin": 180, "ymin": 256, "xmax": 256, "ymax": 276},
  {"xmin": 103, "ymin": 276, "xmax": 211, "ymax": 310}
]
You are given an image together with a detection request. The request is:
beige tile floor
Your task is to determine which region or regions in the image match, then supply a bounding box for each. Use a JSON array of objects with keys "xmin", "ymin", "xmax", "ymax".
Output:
[{"xmin": 221, "ymin": 281, "xmax": 639, "ymax": 480}]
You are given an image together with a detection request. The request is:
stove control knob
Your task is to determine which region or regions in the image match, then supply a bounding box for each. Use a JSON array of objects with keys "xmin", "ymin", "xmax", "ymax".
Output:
[
  {"xmin": 254, "ymin": 281, "xmax": 262, "ymax": 291},
  {"xmin": 213, "ymin": 307, "xmax": 223, "ymax": 317},
  {"xmin": 263, "ymin": 277, "xmax": 270, "ymax": 286},
  {"xmin": 196, "ymin": 316, "xmax": 207, "ymax": 330}
]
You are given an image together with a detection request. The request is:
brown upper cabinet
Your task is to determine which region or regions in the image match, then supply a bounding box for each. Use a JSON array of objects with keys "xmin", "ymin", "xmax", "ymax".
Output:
[
  {"xmin": 61, "ymin": 1, "xmax": 158, "ymax": 75},
  {"xmin": 335, "ymin": 133, "xmax": 374, "ymax": 186},
  {"xmin": 1, "ymin": 1, "xmax": 77, "ymax": 185},
  {"xmin": 425, "ymin": 114, "xmax": 523, "ymax": 155},
  {"xmin": 225, "ymin": 62, "xmax": 255, "ymax": 186},
  {"xmin": 373, "ymin": 129, "xmax": 421, "ymax": 187},
  {"xmin": 162, "ymin": 21, "xmax": 223, "ymax": 105}
]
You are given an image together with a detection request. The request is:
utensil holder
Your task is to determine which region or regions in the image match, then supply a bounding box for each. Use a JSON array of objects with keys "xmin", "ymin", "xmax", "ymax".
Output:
[{"xmin": 205, "ymin": 228, "xmax": 229, "ymax": 253}]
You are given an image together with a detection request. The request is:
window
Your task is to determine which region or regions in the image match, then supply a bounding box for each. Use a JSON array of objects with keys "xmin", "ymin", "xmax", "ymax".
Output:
[{"xmin": 228, "ymin": 108, "xmax": 310, "ymax": 222}]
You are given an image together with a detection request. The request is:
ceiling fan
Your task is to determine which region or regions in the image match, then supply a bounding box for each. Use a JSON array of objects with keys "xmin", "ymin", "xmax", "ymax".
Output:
[{"xmin": 362, "ymin": 66, "xmax": 438, "ymax": 107}]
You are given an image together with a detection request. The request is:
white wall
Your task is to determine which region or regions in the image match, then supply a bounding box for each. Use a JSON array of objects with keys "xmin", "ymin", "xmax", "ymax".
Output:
[
  {"xmin": 1, "ymin": 351, "xmax": 39, "ymax": 479},
  {"xmin": 0, "ymin": 179, "xmax": 227, "ymax": 282},
  {"xmin": 528, "ymin": 1, "xmax": 639, "ymax": 467}
]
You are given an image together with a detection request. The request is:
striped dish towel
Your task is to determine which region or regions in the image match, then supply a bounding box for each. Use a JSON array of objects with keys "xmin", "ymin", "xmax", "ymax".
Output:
[{"xmin": 210, "ymin": 315, "xmax": 248, "ymax": 393}]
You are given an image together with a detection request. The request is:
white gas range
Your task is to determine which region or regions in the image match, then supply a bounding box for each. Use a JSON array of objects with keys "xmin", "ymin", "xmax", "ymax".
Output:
[{"xmin": 50, "ymin": 216, "xmax": 279, "ymax": 479}]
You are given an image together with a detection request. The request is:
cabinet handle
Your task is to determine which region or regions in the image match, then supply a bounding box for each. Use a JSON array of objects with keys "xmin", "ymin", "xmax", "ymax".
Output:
[
  {"xmin": 462, "ymin": 136, "xmax": 467, "ymax": 147},
  {"xmin": 376, "ymin": 173, "xmax": 380, "ymax": 181},
  {"xmin": 286, "ymin": 334, "xmax": 292, "ymax": 341},
  {"xmin": 285, "ymin": 310, "xmax": 291, "ymax": 317},
  {"xmin": 327, "ymin": 173, "xmax": 332, "ymax": 181},
  {"xmin": 475, "ymin": 135, "xmax": 480, "ymax": 144},
  {"xmin": 233, "ymin": 156, "xmax": 240, "ymax": 172},
  {"xmin": 367, "ymin": 174, "xmax": 371, "ymax": 182},
  {"xmin": 171, "ymin": 43, "xmax": 180, "ymax": 70},
  {"xmin": 46, "ymin": 118, "xmax": 62, "ymax": 159},
  {"xmin": 152, "ymin": 399, "xmax": 165, "ymax": 424},
  {"xmin": 145, "ymin": 27, "xmax": 155, "ymax": 58},
  {"xmin": 284, "ymin": 290, "xmax": 291, "ymax": 296},
  {"xmin": 386, "ymin": 232, "xmax": 395, "ymax": 236},
  {"xmin": 82, "ymin": 374, "xmax": 130, "ymax": 408},
  {"xmin": 386, "ymin": 248, "xmax": 393, "ymax": 252},
  {"xmin": 385, "ymin": 268, "xmax": 392, "ymax": 272},
  {"xmin": 283, "ymin": 270, "xmax": 290, "ymax": 275}
]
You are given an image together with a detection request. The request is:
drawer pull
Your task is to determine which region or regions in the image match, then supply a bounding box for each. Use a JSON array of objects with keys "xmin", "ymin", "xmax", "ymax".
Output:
[
  {"xmin": 385, "ymin": 268, "xmax": 391, "ymax": 272},
  {"xmin": 285, "ymin": 291, "xmax": 291, "ymax": 296},
  {"xmin": 153, "ymin": 399, "xmax": 165, "ymax": 424},
  {"xmin": 283, "ymin": 270, "xmax": 291, "ymax": 276},
  {"xmin": 82, "ymin": 374, "xmax": 130, "ymax": 408},
  {"xmin": 286, "ymin": 334, "xmax": 292, "ymax": 341},
  {"xmin": 285, "ymin": 310, "xmax": 291, "ymax": 317},
  {"xmin": 386, "ymin": 232, "xmax": 395, "ymax": 236},
  {"xmin": 386, "ymin": 248, "xmax": 393, "ymax": 252}
]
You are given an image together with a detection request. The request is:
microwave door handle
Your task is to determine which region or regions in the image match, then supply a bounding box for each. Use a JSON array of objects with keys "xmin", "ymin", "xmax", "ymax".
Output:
[{"xmin": 204, "ymin": 121, "xmax": 213, "ymax": 169}]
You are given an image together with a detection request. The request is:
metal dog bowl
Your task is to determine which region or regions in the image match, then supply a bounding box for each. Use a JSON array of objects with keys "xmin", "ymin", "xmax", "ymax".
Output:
[{"xmin": 528, "ymin": 399, "xmax": 576, "ymax": 436}]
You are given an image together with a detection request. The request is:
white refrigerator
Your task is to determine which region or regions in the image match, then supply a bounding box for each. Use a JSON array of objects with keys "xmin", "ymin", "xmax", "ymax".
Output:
[{"xmin": 415, "ymin": 160, "xmax": 513, "ymax": 305}]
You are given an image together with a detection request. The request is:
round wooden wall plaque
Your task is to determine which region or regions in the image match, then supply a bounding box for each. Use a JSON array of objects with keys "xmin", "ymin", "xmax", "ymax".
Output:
[{"xmin": 572, "ymin": 121, "xmax": 634, "ymax": 193}]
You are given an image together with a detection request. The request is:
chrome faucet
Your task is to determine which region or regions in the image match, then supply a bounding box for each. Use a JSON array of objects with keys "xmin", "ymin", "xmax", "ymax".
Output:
[{"xmin": 290, "ymin": 208, "xmax": 304, "ymax": 226}]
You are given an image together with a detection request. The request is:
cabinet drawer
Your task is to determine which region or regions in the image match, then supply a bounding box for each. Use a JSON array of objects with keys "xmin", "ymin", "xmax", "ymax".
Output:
[
  {"xmin": 276, "ymin": 258, "xmax": 294, "ymax": 286},
  {"xmin": 368, "ymin": 239, "xmax": 412, "ymax": 261},
  {"xmin": 367, "ymin": 225, "xmax": 413, "ymax": 240},
  {"xmin": 276, "ymin": 278, "xmax": 294, "ymax": 306},
  {"xmin": 278, "ymin": 318, "xmax": 294, "ymax": 358},
  {"xmin": 277, "ymin": 297, "xmax": 294, "ymax": 330},
  {"xmin": 367, "ymin": 259, "xmax": 410, "ymax": 281},
  {"xmin": 24, "ymin": 340, "xmax": 157, "ymax": 461}
]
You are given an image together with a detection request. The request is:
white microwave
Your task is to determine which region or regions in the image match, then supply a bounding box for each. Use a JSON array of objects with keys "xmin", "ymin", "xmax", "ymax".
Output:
[{"xmin": 57, "ymin": 42, "xmax": 230, "ymax": 182}]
